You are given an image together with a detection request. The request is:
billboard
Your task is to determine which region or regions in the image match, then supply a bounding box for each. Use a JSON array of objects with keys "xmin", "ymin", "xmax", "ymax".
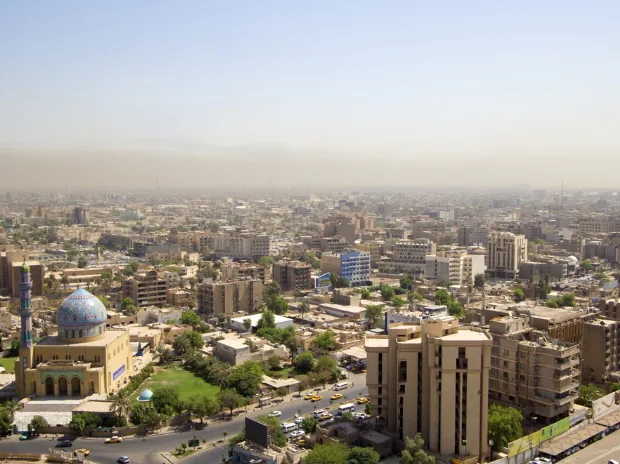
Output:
[
  {"xmin": 245, "ymin": 417, "xmax": 269, "ymax": 448},
  {"xmin": 507, "ymin": 417, "xmax": 570, "ymax": 457},
  {"xmin": 112, "ymin": 364, "xmax": 125, "ymax": 381},
  {"xmin": 592, "ymin": 391, "xmax": 620, "ymax": 419}
]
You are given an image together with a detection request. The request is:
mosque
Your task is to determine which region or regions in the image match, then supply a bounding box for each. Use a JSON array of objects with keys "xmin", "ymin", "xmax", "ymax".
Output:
[{"xmin": 14, "ymin": 263, "xmax": 133, "ymax": 398}]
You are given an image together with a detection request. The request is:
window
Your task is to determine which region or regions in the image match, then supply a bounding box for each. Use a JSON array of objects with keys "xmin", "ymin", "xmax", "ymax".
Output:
[{"xmin": 399, "ymin": 385, "xmax": 406, "ymax": 394}]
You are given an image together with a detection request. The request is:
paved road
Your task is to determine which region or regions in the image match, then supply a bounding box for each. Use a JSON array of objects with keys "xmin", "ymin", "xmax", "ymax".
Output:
[
  {"xmin": 558, "ymin": 429, "xmax": 620, "ymax": 464},
  {"xmin": 0, "ymin": 375, "xmax": 367, "ymax": 464}
]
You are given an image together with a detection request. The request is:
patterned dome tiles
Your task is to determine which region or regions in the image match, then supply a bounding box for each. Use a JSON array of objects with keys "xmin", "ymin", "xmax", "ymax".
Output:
[{"xmin": 56, "ymin": 288, "xmax": 108, "ymax": 328}]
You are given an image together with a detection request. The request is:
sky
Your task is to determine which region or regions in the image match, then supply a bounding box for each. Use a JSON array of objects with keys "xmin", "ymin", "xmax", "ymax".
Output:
[{"xmin": 1, "ymin": 1, "xmax": 619, "ymax": 189}]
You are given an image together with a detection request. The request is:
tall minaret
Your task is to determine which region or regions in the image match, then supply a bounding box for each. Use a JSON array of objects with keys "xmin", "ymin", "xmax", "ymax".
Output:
[{"xmin": 16, "ymin": 262, "xmax": 34, "ymax": 396}]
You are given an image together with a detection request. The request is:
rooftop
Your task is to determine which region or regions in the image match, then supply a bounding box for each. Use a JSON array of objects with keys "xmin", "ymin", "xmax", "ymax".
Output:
[
  {"xmin": 441, "ymin": 329, "xmax": 491, "ymax": 342},
  {"xmin": 37, "ymin": 329, "xmax": 126, "ymax": 347},
  {"xmin": 365, "ymin": 337, "xmax": 389, "ymax": 348}
]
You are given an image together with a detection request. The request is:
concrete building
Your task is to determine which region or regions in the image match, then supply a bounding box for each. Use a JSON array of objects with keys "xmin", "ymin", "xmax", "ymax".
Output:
[
  {"xmin": 192, "ymin": 234, "xmax": 270, "ymax": 259},
  {"xmin": 488, "ymin": 316, "xmax": 580, "ymax": 424},
  {"xmin": 197, "ymin": 279, "xmax": 263, "ymax": 317},
  {"xmin": 355, "ymin": 241, "xmax": 384, "ymax": 268},
  {"xmin": 578, "ymin": 219, "xmax": 620, "ymax": 236},
  {"xmin": 213, "ymin": 336, "xmax": 288, "ymax": 365},
  {"xmin": 136, "ymin": 306, "xmax": 183, "ymax": 325},
  {"xmin": 486, "ymin": 232, "xmax": 528, "ymax": 279},
  {"xmin": 319, "ymin": 236, "xmax": 349, "ymax": 253},
  {"xmin": 457, "ymin": 226, "xmax": 489, "ymax": 247},
  {"xmin": 10, "ymin": 261, "xmax": 44, "ymax": 298},
  {"xmin": 15, "ymin": 265, "xmax": 132, "ymax": 398},
  {"xmin": 425, "ymin": 251, "xmax": 486, "ymax": 286},
  {"xmin": 73, "ymin": 207, "xmax": 89, "ymax": 225},
  {"xmin": 519, "ymin": 261, "xmax": 571, "ymax": 282},
  {"xmin": 122, "ymin": 270, "xmax": 168, "ymax": 308},
  {"xmin": 389, "ymin": 239, "xmax": 436, "ymax": 274},
  {"xmin": 221, "ymin": 261, "xmax": 267, "ymax": 283},
  {"xmin": 365, "ymin": 317, "xmax": 492, "ymax": 461},
  {"xmin": 582, "ymin": 318, "xmax": 620, "ymax": 384},
  {"xmin": 229, "ymin": 313, "xmax": 293, "ymax": 332},
  {"xmin": 412, "ymin": 220, "xmax": 446, "ymax": 239},
  {"xmin": 322, "ymin": 250, "xmax": 371, "ymax": 286},
  {"xmin": 273, "ymin": 261, "xmax": 312, "ymax": 292}
]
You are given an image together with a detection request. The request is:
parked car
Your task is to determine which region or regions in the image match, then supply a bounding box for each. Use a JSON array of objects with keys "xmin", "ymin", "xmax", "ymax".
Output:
[
  {"xmin": 267, "ymin": 411, "xmax": 282, "ymax": 418},
  {"xmin": 56, "ymin": 440, "xmax": 73, "ymax": 448},
  {"xmin": 289, "ymin": 430, "xmax": 304, "ymax": 438}
]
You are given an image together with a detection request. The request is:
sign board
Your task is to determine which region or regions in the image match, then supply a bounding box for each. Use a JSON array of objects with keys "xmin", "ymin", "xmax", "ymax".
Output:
[
  {"xmin": 113, "ymin": 364, "xmax": 126, "ymax": 381},
  {"xmin": 593, "ymin": 391, "xmax": 620, "ymax": 419},
  {"xmin": 507, "ymin": 417, "xmax": 569, "ymax": 457}
]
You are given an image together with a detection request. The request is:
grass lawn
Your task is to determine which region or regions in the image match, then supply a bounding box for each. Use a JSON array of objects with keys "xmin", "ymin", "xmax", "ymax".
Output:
[
  {"xmin": 140, "ymin": 365, "xmax": 220, "ymax": 402},
  {"xmin": 0, "ymin": 357, "xmax": 16, "ymax": 373},
  {"xmin": 269, "ymin": 366, "xmax": 295, "ymax": 379}
]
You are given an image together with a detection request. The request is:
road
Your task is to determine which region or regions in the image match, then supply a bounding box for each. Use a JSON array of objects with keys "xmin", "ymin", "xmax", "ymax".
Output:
[
  {"xmin": 0, "ymin": 374, "xmax": 367, "ymax": 464},
  {"xmin": 558, "ymin": 429, "xmax": 620, "ymax": 464}
]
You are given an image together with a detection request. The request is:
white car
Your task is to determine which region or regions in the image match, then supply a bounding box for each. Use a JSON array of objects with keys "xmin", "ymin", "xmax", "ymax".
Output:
[
  {"xmin": 289, "ymin": 431, "xmax": 304, "ymax": 438},
  {"xmin": 294, "ymin": 417, "xmax": 304, "ymax": 424},
  {"xmin": 354, "ymin": 413, "xmax": 369, "ymax": 420},
  {"xmin": 267, "ymin": 411, "xmax": 282, "ymax": 418}
]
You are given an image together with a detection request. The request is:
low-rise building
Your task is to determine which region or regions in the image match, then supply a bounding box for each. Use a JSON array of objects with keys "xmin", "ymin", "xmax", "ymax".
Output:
[
  {"xmin": 136, "ymin": 306, "xmax": 183, "ymax": 325},
  {"xmin": 229, "ymin": 313, "xmax": 293, "ymax": 333},
  {"xmin": 166, "ymin": 288, "xmax": 192, "ymax": 306},
  {"xmin": 213, "ymin": 336, "xmax": 288, "ymax": 365},
  {"xmin": 318, "ymin": 303, "xmax": 366, "ymax": 321},
  {"xmin": 425, "ymin": 251, "xmax": 486, "ymax": 285}
]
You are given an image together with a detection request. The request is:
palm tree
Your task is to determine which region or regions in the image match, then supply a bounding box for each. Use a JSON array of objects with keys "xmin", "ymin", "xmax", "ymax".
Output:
[
  {"xmin": 60, "ymin": 274, "xmax": 69, "ymax": 291},
  {"xmin": 4, "ymin": 400, "xmax": 21, "ymax": 420},
  {"xmin": 109, "ymin": 390, "xmax": 132, "ymax": 418},
  {"xmin": 299, "ymin": 301, "xmax": 309, "ymax": 321}
]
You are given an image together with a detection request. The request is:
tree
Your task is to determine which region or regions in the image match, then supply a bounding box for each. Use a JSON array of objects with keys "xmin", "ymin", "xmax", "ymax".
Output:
[
  {"xmin": 365, "ymin": 304, "xmax": 384, "ymax": 327},
  {"xmin": 299, "ymin": 301, "xmax": 309, "ymax": 321},
  {"xmin": 218, "ymin": 389, "xmax": 245, "ymax": 416},
  {"xmin": 152, "ymin": 387, "xmax": 181, "ymax": 416},
  {"xmin": 487, "ymin": 404, "xmax": 523, "ymax": 451},
  {"xmin": 577, "ymin": 384, "xmax": 605, "ymax": 408},
  {"xmin": 315, "ymin": 355, "xmax": 339, "ymax": 382},
  {"xmin": 559, "ymin": 293, "xmax": 576, "ymax": 307},
  {"xmin": 400, "ymin": 275, "xmax": 414, "ymax": 290},
  {"xmin": 257, "ymin": 310, "xmax": 276, "ymax": 329},
  {"xmin": 580, "ymin": 260, "xmax": 593, "ymax": 272},
  {"xmin": 243, "ymin": 318, "xmax": 252, "ymax": 332},
  {"xmin": 380, "ymin": 285, "xmax": 395, "ymax": 301},
  {"xmin": 474, "ymin": 273, "xmax": 486, "ymax": 291},
  {"xmin": 330, "ymin": 274, "xmax": 351, "ymax": 289},
  {"xmin": 229, "ymin": 361, "xmax": 264, "ymax": 397},
  {"xmin": 130, "ymin": 403, "xmax": 161, "ymax": 426},
  {"xmin": 313, "ymin": 331, "xmax": 336, "ymax": 352},
  {"xmin": 295, "ymin": 351, "xmax": 315, "ymax": 374},
  {"xmin": 364, "ymin": 402, "xmax": 372, "ymax": 416},
  {"xmin": 189, "ymin": 396, "xmax": 218, "ymax": 423},
  {"xmin": 267, "ymin": 355, "xmax": 281, "ymax": 370},
  {"xmin": 264, "ymin": 281, "xmax": 282, "ymax": 300},
  {"xmin": 29, "ymin": 415, "xmax": 49, "ymax": 434},
  {"xmin": 391, "ymin": 296, "xmax": 406, "ymax": 310},
  {"xmin": 611, "ymin": 383, "xmax": 620, "ymax": 393},
  {"xmin": 267, "ymin": 296, "xmax": 289, "ymax": 315},
  {"xmin": 513, "ymin": 287, "xmax": 526, "ymax": 302},
  {"xmin": 447, "ymin": 300, "xmax": 465, "ymax": 319},
  {"xmin": 305, "ymin": 443, "xmax": 350, "ymax": 464},
  {"xmin": 301, "ymin": 416, "xmax": 317, "ymax": 434},
  {"xmin": 109, "ymin": 389, "xmax": 132, "ymax": 419},
  {"xmin": 434, "ymin": 289, "xmax": 450, "ymax": 305},
  {"xmin": 96, "ymin": 295, "xmax": 110, "ymax": 308},
  {"xmin": 173, "ymin": 334, "xmax": 191, "ymax": 355},
  {"xmin": 257, "ymin": 415, "xmax": 287, "ymax": 447},
  {"xmin": 401, "ymin": 433, "xmax": 435, "ymax": 464},
  {"xmin": 361, "ymin": 289, "xmax": 371, "ymax": 299},
  {"xmin": 69, "ymin": 414, "xmax": 87, "ymax": 436},
  {"xmin": 259, "ymin": 256, "xmax": 274, "ymax": 266},
  {"xmin": 67, "ymin": 249, "xmax": 78, "ymax": 262},
  {"xmin": 181, "ymin": 310, "xmax": 201, "ymax": 327},
  {"xmin": 121, "ymin": 297, "xmax": 137, "ymax": 314},
  {"xmin": 124, "ymin": 261, "xmax": 139, "ymax": 276},
  {"xmin": 60, "ymin": 274, "xmax": 69, "ymax": 291},
  {"xmin": 77, "ymin": 255, "xmax": 88, "ymax": 268},
  {"xmin": 156, "ymin": 346, "xmax": 174, "ymax": 364},
  {"xmin": 347, "ymin": 447, "xmax": 380, "ymax": 464}
]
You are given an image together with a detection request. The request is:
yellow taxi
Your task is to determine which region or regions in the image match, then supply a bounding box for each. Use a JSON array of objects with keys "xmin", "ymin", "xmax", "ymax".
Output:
[
  {"xmin": 330, "ymin": 393, "xmax": 343, "ymax": 400},
  {"xmin": 74, "ymin": 449, "xmax": 91, "ymax": 456},
  {"xmin": 311, "ymin": 395, "xmax": 322, "ymax": 402},
  {"xmin": 304, "ymin": 394, "xmax": 314, "ymax": 400},
  {"xmin": 356, "ymin": 397, "xmax": 369, "ymax": 404}
]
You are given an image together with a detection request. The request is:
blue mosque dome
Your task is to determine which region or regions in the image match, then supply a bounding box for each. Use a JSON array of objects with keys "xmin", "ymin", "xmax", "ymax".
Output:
[
  {"xmin": 138, "ymin": 389, "xmax": 153, "ymax": 401},
  {"xmin": 57, "ymin": 289, "xmax": 107, "ymax": 342}
]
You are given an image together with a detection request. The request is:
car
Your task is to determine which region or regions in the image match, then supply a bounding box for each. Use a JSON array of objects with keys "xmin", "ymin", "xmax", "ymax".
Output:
[
  {"xmin": 117, "ymin": 457, "xmax": 130, "ymax": 464},
  {"xmin": 267, "ymin": 411, "xmax": 282, "ymax": 417},
  {"xmin": 105, "ymin": 436, "xmax": 123, "ymax": 443},
  {"xmin": 331, "ymin": 394, "xmax": 343, "ymax": 400},
  {"xmin": 74, "ymin": 449, "xmax": 91, "ymax": 456},
  {"xmin": 311, "ymin": 396, "xmax": 322, "ymax": 402},
  {"xmin": 294, "ymin": 417, "xmax": 304, "ymax": 424},
  {"xmin": 535, "ymin": 459, "xmax": 551, "ymax": 464},
  {"xmin": 304, "ymin": 394, "xmax": 314, "ymax": 400},
  {"xmin": 289, "ymin": 430, "xmax": 304, "ymax": 438},
  {"xmin": 56, "ymin": 440, "xmax": 73, "ymax": 448},
  {"xmin": 318, "ymin": 413, "xmax": 332, "ymax": 421},
  {"xmin": 19, "ymin": 433, "xmax": 30, "ymax": 441},
  {"xmin": 361, "ymin": 369, "xmax": 367, "ymax": 373},
  {"xmin": 356, "ymin": 397, "xmax": 369, "ymax": 404},
  {"xmin": 325, "ymin": 418, "xmax": 335, "ymax": 425},
  {"xmin": 354, "ymin": 413, "xmax": 369, "ymax": 420}
]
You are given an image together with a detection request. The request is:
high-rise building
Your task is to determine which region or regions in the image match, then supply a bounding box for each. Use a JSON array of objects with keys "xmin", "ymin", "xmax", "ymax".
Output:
[
  {"xmin": 273, "ymin": 261, "xmax": 312, "ymax": 292},
  {"xmin": 388, "ymin": 239, "xmax": 436, "ymax": 274},
  {"xmin": 321, "ymin": 250, "xmax": 371, "ymax": 286},
  {"xmin": 197, "ymin": 279, "xmax": 263, "ymax": 316},
  {"xmin": 581, "ymin": 318, "xmax": 620, "ymax": 383},
  {"xmin": 425, "ymin": 251, "xmax": 486, "ymax": 286},
  {"xmin": 365, "ymin": 317, "xmax": 492, "ymax": 461},
  {"xmin": 73, "ymin": 207, "xmax": 89, "ymax": 225},
  {"xmin": 122, "ymin": 270, "xmax": 168, "ymax": 307},
  {"xmin": 486, "ymin": 232, "xmax": 528, "ymax": 279}
]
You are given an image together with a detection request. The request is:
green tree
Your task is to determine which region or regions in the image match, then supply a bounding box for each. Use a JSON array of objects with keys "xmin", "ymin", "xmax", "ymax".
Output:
[
  {"xmin": 391, "ymin": 296, "xmax": 406, "ymax": 309},
  {"xmin": 257, "ymin": 415, "xmax": 287, "ymax": 447},
  {"xmin": 379, "ymin": 285, "xmax": 395, "ymax": 301},
  {"xmin": 109, "ymin": 389, "xmax": 132, "ymax": 419},
  {"xmin": 299, "ymin": 301, "xmax": 309, "ymax": 321},
  {"xmin": 96, "ymin": 295, "xmax": 110, "ymax": 308},
  {"xmin": 434, "ymin": 288, "xmax": 450, "ymax": 305},
  {"xmin": 315, "ymin": 355, "xmax": 339, "ymax": 382},
  {"xmin": 229, "ymin": 360, "xmax": 264, "ymax": 397},
  {"xmin": 361, "ymin": 289, "xmax": 371, "ymax": 299},
  {"xmin": 488, "ymin": 404, "xmax": 523, "ymax": 451},
  {"xmin": 577, "ymin": 384, "xmax": 605, "ymax": 408},
  {"xmin": 181, "ymin": 310, "xmax": 201, "ymax": 327},
  {"xmin": 77, "ymin": 255, "xmax": 88, "ymax": 268},
  {"xmin": 305, "ymin": 442, "xmax": 350, "ymax": 464},
  {"xmin": 218, "ymin": 389, "xmax": 245, "ymax": 416},
  {"xmin": 474, "ymin": 273, "xmax": 486, "ymax": 290},
  {"xmin": 29, "ymin": 415, "xmax": 49, "ymax": 434},
  {"xmin": 152, "ymin": 387, "xmax": 181, "ymax": 416},
  {"xmin": 513, "ymin": 287, "xmax": 526, "ymax": 302},
  {"xmin": 400, "ymin": 275, "xmax": 414, "ymax": 290},
  {"xmin": 267, "ymin": 295, "xmax": 289, "ymax": 315},
  {"xmin": 69, "ymin": 414, "xmax": 87, "ymax": 436},
  {"xmin": 610, "ymin": 383, "xmax": 620, "ymax": 392},
  {"xmin": 295, "ymin": 351, "xmax": 316, "ymax": 374},
  {"xmin": 330, "ymin": 274, "xmax": 351, "ymax": 288},
  {"xmin": 257, "ymin": 309, "xmax": 276, "ymax": 329},
  {"xmin": 120, "ymin": 297, "xmax": 137, "ymax": 314},
  {"xmin": 264, "ymin": 281, "xmax": 282, "ymax": 300},
  {"xmin": 347, "ymin": 447, "xmax": 380, "ymax": 464},
  {"xmin": 364, "ymin": 304, "xmax": 384, "ymax": 327},
  {"xmin": 259, "ymin": 256, "xmax": 274, "ymax": 266},
  {"xmin": 301, "ymin": 416, "xmax": 317, "ymax": 434},
  {"xmin": 156, "ymin": 346, "xmax": 174, "ymax": 364},
  {"xmin": 313, "ymin": 331, "xmax": 336, "ymax": 352},
  {"xmin": 60, "ymin": 274, "xmax": 69, "ymax": 291},
  {"xmin": 124, "ymin": 261, "xmax": 139, "ymax": 276},
  {"xmin": 243, "ymin": 318, "xmax": 252, "ymax": 332},
  {"xmin": 447, "ymin": 300, "xmax": 465, "ymax": 319},
  {"xmin": 267, "ymin": 355, "xmax": 281, "ymax": 369},
  {"xmin": 559, "ymin": 293, "xmax": 576, "ymax": 307},
  {"xmin": 401, "ymin": 433, "xmax": 435, "ymax": 464},
  {"xmin": 580, "ymin": 260, "xmax": 593, "ymax": 272},
  {"xmin": 188, "ymin": 396, "xmax": 218, "ymax": 423}
]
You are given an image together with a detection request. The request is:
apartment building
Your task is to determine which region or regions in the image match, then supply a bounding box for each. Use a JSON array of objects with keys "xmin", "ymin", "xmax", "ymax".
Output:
[
  {"xmin": 412, "ymin": 220, "xmax": 446, "ymax": 239},
  {"xmin": 599, "ymin": 299, "xmax": 620, "ymax": 320},
  {"xmin": 122, "ymin": 270, "xmax": 168, "ymax": 307},
  {"xmin": 356, "ymin": 241, "xmax": 384, "ymax": 267},
  {"xmin": 488, "ymin": 316, "xmax": 580, "ymax": 424},
  {"xmin": 365, "ymin": 317, "xmax": 492, "ymax": 461},
  {"xmin": 425, "ymin": 251, "xmax": 486, "ymax": 286},
  {"xmin": 320, "ymin": 236, "xmax": 349, "ymax": 253},
  {"xmin": 0, "ymin": 248, "xmax": 44, "ymax": 297},
  {"xmin": 197, "ymin": 279, "xmax": 263, "ymax": 316},
  {"xmin": 486, "ymin": 232, "xmax": 528, "ymax": 279},
  {"xmin": 272, "ymin": 260, "xmax": 312, "ymax": 292},
  {"xmin": 220, "ymin": 261, "xmax": 267, "ymax": 283},
  {"xmin": 582, "ymin": 318, "xmax": 620, "ymax": 383},
  {"xmin": 457, "ymin": 226, "xmax": 489, "ymax": 247},
  {"xmin": 388, "ymin": 239, "xmax": 436, "ymax": 274},
  {"xmin": 176, "ymin": 233, "xmax": 270, "ymax": 259},
  {"xmin": 322, "ymin": 250, "xmax": 371, "ymax": 286},
  {"xmin": 578, "ymin": 219, "xmax": 620, "ymax": 236}
]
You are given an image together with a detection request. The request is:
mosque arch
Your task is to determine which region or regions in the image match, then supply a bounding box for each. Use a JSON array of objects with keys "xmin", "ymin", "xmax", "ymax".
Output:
[
  {"xmin": 71, "ymin": 377, "xmax": 81, "ymax": 395},
  {"xmin": 79, "ymin": 329, "xmax": 83, "ymax": 338},
  {"xmin": 89, "ymin": 381, "xmax": 95, "ymax": 394},
  {"xmin": 45, "ymin": 377, "xmax": 54, "ymax": 395},
  {"xmin": 58, "ymin": 377, "xmax": 68, "ymax": 395},
  {"xmin": 71, "ymin": 330, "xmax": 75, "ymax": 338}
]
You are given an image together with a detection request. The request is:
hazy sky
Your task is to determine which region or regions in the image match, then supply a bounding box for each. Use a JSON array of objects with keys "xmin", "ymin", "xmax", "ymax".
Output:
[{"xmin": 1, "ymin": 1, "xmax": 619, "ymax": 189}]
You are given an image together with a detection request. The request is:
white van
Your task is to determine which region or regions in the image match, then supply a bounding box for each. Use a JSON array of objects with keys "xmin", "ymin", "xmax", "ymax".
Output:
[
  {"xmin": 281, "ymin": 422, "xmax": 298, "ymax": 433},
  {"xmin": 337, "ymin": 403, "xmax": 356, "ymax": 415},
  {"xmin": 334, "ymin": 382, "xmax": 349, "ymax": 391}
]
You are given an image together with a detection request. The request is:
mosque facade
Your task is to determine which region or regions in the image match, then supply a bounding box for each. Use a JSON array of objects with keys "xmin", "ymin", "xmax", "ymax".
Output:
[{"xmin": 15, "ymin": 264, "xmax": 132, "ymax": 398}]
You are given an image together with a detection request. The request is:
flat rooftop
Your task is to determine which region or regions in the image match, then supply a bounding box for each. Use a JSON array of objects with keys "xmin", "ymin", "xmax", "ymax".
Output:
[
  {"xmin": 441, "ymin": 330, "xmax": 491, "ymax": 342},
  {"xmin": 365, "ymin": 337, "xmax": 389, "ymax": 348},
  {"xmin": 37, "ymin": 329, "xmax": 125, "ymax": 347}
]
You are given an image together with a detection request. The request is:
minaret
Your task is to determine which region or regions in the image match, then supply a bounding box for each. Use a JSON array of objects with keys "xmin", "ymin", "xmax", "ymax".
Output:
[{"xmin": 16, "ymin": 262, "xmax": 34, "ymax": 397}]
